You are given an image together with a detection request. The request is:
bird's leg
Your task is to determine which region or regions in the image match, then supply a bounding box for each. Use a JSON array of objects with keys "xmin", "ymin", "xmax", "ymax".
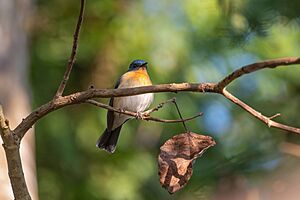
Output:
[
  {"xmin": 117, "ymin": 108, "xmax": 126, "ymax": 117},
  {"xmin": 135, "ymin": 111, "xmax": 146, "ymax": 120},
  {"xmin": 141, "ymin": 110, "xmax": 151, "ymax": 117}
]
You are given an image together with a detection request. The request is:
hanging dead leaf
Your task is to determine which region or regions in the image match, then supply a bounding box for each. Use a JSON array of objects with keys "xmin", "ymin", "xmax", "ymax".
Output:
[{"xmin": 158, "ymin": 132, "xmax": 216, "ymax": 194}]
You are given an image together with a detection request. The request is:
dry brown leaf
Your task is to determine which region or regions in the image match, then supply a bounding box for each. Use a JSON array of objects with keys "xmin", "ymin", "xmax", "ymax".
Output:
[{"xmin": 158, "ymin": 132, "xmax": 216, "ymax": 194}]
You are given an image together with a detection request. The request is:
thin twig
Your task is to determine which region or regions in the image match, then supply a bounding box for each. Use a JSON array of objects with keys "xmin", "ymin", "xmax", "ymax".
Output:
[
  {"xmin": 222, "ymin": 88, "xmax": 300, "ymax": 134},
  {"xmin": 171, "ymin": 98, "xmax": 189, "ymax": 132},
  {"xmin": 54, "ymin": 0, "xmax": 85, "ymax": 99},
  {"xmin": 269, "ymin": 113, "xmax": 281, "ymax": 120},
  {"xmin": 85, "ymin": 99, "xmax": 203, "ymax": 123},
  {"xmin": 143, "ymin": 98, "xmax": 176, "ymax": 116},
  {"xmin": 147, "ymin": 113, "xmax": 203, "ymax": 123}
]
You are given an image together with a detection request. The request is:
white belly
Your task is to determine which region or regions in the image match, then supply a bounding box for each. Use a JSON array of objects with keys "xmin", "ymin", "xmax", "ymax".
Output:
[
  {"xmin": 115, "ymin": 93, "xmax": 153, "ymax": 112},
  {"xmin": 112, "ymin": 93, "xmax": 154, "ymax": 129}
]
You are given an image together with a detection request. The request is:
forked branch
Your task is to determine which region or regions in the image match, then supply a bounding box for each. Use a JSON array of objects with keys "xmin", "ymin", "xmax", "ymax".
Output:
[
  {"xmin": 0, "ymin": 106, "xmax": 31, "ymax": 200},
  {"xmin": 217, "ymin": 57, "xmax": 300, "ymax": 90},
  {"xmin": 85, "ymin": 99, "xmax": 203, "ymax": 123},
  {"xmin": 1, "ymin": 0, "xmax": 300, "ymax": 199},
  {"xmin": 222, "ymin": 88, "xmax": 300, "ymax": 134}
]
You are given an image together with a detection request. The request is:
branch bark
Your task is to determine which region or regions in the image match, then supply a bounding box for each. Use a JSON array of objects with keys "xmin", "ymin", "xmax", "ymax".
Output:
[
  {"xmin": 217, "ymin": 57, "xmax": 300, "ymax": 90},
  {"xmin": 54, "ymin": 0, "xmax": 85, "ymax": 99},
  {"xmin": 0, "ymin": 106, "xmax": 31, "ymax": 200},
  {"xmin": 222, "ymin": 89, "xmax": 300, "ymax": 134},
  {"xmin": 14, "ymin": 82, "xmax": 216, "ymax": 139},
  {"xmin": 85, "ymin": 99, "xmax": 203, "ymax": 123},
  {"xmin": 13, "ymin": 66, "xmax": 300, "ymax": 140}
]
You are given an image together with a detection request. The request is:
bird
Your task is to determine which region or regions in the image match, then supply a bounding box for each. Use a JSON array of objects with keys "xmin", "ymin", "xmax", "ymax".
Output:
[{"xmin": 96, "ymin": 59, "xmax": 154, "ymax": 153}]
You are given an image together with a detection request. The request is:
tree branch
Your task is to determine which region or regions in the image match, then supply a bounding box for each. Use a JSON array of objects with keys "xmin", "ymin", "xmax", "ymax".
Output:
[
  {"xmin": 13, "ymin": 56, "xmax": 300, "ymax": 139},
  {"xmin": 222, "ymin": 88, "xmax": 300, "ymax": 134},
  {"xmin": 0, "ymin": 106, "xmax": 31, "ymax": 200},
  {"xmin": 54, "ymin": 0, "xmax": 85, "ymax": 99},
  {"xmin": 143, "ymin": 98, "xmax": 176, "ymax": 115},
  {"xmin": 14, "ymin": 82, "xmax": 216, "ymax": 139},
  {"xmin": 217, "ymin": 57, "xmax": 300, "ymax": 90},
  {"xmin": 1, "ymin": 0, "xmax": 299, "ymax": 199},
  {"xmin": 85, "ymin": 99, "xmax": 203, "ymax": 123}
]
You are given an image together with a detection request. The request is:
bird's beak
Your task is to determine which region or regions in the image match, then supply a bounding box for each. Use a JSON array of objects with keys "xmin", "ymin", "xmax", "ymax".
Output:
[{"xmin": 141, "ymin": 62, "xmax": 148, "ymax": 68}]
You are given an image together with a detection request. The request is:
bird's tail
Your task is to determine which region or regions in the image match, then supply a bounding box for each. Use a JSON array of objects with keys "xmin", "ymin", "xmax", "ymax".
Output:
[{"xmin": 96, "ymin": 126, "xmax": 122, "ymax": 153}]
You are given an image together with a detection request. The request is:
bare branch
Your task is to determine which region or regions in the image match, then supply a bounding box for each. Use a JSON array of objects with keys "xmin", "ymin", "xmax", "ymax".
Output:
[
  {"xmin": 14, "ymin": 82, "xmax": 216, "ymax": 139},
  {"xmin": 85, "ymin": 99, "xmax": 203, "ymax": 123},
  {"xmin": 54, "ymin": 0, "xmax": 85, "ymax": 99},
  {"xmin": 222, "ymin": 89, "xmax": 300, "ymax": 134},
  {"xmin": 143, "ymin": 98, "xmax": 176, "ymax": 115},
  {"xmin": 0, "ymin": 106, "xmax": 31, "ymax": 200},
  {"xmin": 0, "ymin": 106, "xmax": 13, "ymax": 144},
  {"xmin": 217, "ymin": 57, "xmax": 300, "ymax": 90},
  {"xmin": 3, "ymin": 0, "xmax": 300, "ymax": 197},
  {"xmin": 3, "ymin": 2, "xmax": 300, "ymax": 197},
  {"xmin": 13, "ymin": 60, "xmax": 300, "ymax": 139},
  {"xmin": 147, "ymin": 113, "xmax": 203, "ymax": 123},
  {"xmin": 269, "ymin": 113, "xmax": 281, "ymax": 120}
]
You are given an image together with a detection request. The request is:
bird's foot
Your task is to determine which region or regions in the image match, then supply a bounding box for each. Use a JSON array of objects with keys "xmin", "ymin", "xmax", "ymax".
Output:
[
  {"xmin": 119, "ymin": 108, "xmax": 126, "ymax": 113},
  {"xmin": 135, "ymin": 111, "xmax": 147, "ymax": 120},
  {"xmin": 117, "ymin": 108, "xmax": 126, "ymax": 116}
]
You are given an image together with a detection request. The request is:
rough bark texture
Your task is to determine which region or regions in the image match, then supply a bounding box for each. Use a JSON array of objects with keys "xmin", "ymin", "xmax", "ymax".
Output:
[
  {"xmin": 0, "ymin": 107, "xmax": 31, "ymax": 200},
  {"xmin": 0, "ymin": 0, "xmax": 38, "ymax": 199}
]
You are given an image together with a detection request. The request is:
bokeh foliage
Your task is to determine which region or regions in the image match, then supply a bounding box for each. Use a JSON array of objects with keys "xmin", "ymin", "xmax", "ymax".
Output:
[{"xmin": 30, "ymin": 0, "xmax": 300, "ymax": 199}]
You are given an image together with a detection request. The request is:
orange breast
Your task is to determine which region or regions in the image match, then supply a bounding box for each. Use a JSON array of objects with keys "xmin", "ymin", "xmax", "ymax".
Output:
[{"xmin": 119, "ymin": 68, "xmax": 152, "ymax": 87}]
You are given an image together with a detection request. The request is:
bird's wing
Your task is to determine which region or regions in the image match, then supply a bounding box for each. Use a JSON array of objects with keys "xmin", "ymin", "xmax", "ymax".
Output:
[{"xmin": 107, "ymin": 76, "xmax": 121, "ymax": 131}]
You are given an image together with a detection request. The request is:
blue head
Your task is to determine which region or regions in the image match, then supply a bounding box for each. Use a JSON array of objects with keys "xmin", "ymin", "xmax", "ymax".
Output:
[{"xmin": 128, "ymin": 59, "xmax": 148, "ymax": 71}]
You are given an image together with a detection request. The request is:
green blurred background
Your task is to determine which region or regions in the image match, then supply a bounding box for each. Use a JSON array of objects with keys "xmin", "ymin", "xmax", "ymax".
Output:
[{"xmin": 29, "ymin": 0, "xmax": 300, "ymax": 199}]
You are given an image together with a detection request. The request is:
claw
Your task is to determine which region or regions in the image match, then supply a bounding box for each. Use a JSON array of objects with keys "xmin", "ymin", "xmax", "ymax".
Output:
[
  {"xmin": 120, "ymin": 108, "xmax": 125, "ymax": 113},
  {"xmin": 118, "ymin": 108, "xmax": 126, "ymax": 117},
  {"xmin": 135, "ymin": 111, "xmax": 145, "ymax": 120}
]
